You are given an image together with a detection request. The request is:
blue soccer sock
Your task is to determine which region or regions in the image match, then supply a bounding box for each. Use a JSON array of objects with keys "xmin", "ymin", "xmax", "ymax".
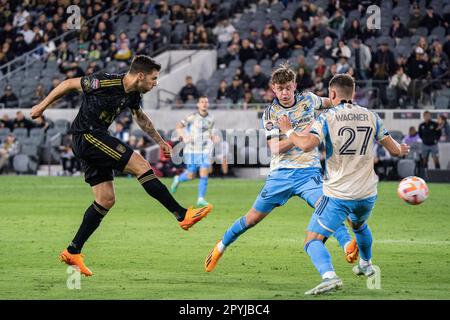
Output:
[
  {"xmin": 178, "ymin": 171, "xmax": 190, "ymax": 182},
  {"xmin": 222, "ymin": 216, "xmax": 250, "ymax": 247},
  {"xmin": 353, "ymin": 224, "xmax": 373, "ymax": 261},
  {"xmin": 305, "ymin": 239, "xmax": 335, "ymax": 278},
  {"xmin": 334, "ymin": 223, "xmax": 352, "ymax": 250},
  {"xmin": 198, "ymin": 176, "xmax": 208, "ymax": 199}
]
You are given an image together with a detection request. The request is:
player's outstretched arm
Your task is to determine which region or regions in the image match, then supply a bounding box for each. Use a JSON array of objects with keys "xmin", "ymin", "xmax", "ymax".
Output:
[
  {"xmin": 379, "ymin": 136, "xmax": 410, "ymax": 157},
  {"xmin": 131, "ymin": 108, "xmax": 172, "ymax": 157},
  {"xmin": 30, "ymin": 77, "xmax": 82, "ymax": 119},
  {"xmin": 278, "ymin": 115, "xmax": 319, "ymax": 152}
]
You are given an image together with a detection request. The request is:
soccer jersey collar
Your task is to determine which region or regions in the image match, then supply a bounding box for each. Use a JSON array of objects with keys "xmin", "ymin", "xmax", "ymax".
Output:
[{"xmin": 275, "ymin": 91, "xmax": 302, "ymax": 109}]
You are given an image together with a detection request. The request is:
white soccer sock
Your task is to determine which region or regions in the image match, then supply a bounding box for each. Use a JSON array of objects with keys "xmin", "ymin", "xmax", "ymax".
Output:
[
  {"xmin": 322, "ymin": 271, "xmax": 337, "ymax": 279},
  {"xmin": 217, "ymin": 240, "xmax": 226, "ymax": 253},
  {"xmin": 359, "ymin": 258, "xmax": 372, "ymax": 267}
]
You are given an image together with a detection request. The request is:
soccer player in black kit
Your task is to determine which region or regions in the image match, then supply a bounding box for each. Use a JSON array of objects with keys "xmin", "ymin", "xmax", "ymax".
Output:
[{"xmin": 30, "ymin": 56, "xmax": 213, "ymax": 276}]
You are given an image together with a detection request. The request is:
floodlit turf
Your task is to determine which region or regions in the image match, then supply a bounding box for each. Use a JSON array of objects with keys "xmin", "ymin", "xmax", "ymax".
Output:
[{"xmin": 0, "ymin": 176, "xmax": 449, "ymax": 300}]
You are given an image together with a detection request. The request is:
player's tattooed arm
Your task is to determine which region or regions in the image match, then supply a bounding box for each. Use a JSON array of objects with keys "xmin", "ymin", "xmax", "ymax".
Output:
[
  {"xmin": 30, "ymin": 77, "xmax": 82, "ymax": 119},
  {"xmin": 131, "ymin": 108, "xmax": 172, "ymax": 157}
]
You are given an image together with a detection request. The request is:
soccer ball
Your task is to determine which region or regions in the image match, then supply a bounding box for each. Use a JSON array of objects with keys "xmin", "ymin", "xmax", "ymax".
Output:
[{"xmin": 397, "ymin": 176, "xmax": 429, "ymax": 205}]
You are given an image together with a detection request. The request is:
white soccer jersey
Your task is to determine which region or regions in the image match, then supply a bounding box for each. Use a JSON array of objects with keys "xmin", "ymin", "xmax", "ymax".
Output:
[
  {"xmin": 181, "ymin": 112, "xmax": 215, "ymax": 154},
  {"xmin": 309, "ymin": 103, "xmax": 390, "ymax": 200},
  {"xmin": 262, "ymin": 92, "xmax": 324, "ymax": 171}
]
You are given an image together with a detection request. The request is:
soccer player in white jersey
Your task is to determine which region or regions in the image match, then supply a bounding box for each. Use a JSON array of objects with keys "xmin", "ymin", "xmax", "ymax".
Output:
[
  {"xmin": 171, "ymin": 96, "xmax": 215, "ymax": 207},
  {"xmin": 278, "ymin": 74, "xmax": 410, "ymax": 295},
  {"xmin": 204, "ymin": 63, "xmax": 358, "ymax": 272}
]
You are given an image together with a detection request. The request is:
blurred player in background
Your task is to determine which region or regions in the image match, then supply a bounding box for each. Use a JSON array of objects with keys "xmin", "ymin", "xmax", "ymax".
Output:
[
  {"xmin": 278, "ymin": 74, "xmax": 410, "ymax": 295},
  {"xmin": 205, "ymin": 63, "xmax": 357, "ymax": 272},
  {"xmin": 30, "ymin": 55, "xmax": 212, "ymax": 276},
  {"xmin": 171, "ymin": 96, "xmax": 215, "ymax": 207}
]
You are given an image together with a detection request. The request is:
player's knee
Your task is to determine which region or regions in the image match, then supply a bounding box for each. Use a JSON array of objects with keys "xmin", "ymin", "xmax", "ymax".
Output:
[
  {"xmin": 187, "ymin": 172, "xmax": 195, "ymax": 180},
  {"xmin": 98, "ymin": 194, "xmax": 115, "ymax": 209}
]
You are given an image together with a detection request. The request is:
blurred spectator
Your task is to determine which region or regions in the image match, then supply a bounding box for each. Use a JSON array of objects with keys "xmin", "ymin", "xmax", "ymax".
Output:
[
  {"xmin": 328, "ymin": 8, "xmax": 346, "ymax": 35},
  {"xmin": 0, "ymin": 134, "xmax": 19, "ymax": 173},
  {"xmin": 389, "ymin": 66, "xmax": 411, "ymax": 107},
  {"xmin": 227, "ymin": 76, "xmax": 244, "ymax": 104},
  {"xmin": 312, "ymin": 76, "xmax": 326, "ymax": 96},
  {"xmin": 437, "ymin": 115, "xmax": 450, "ymax": 142},
  {"xmin": 314, "ymin": 36, "xmax": 333, "ymax": 60},
  {"xmin": 0, "ymin": 85, "xmax": 19, "ymax": 108},
  {"xmin": 253, "ymin": 39, "xmax": 268, "ymax": 62},
  {"xmin": 372, "ymin": 42, "xmax": 396, "ymax": 76},
  {"xmin": 239, "ymin": 39, "xmax": 255, "ymax": 64},
  {"xmin": 114, "ymin": 42, "xmax": 132, "ymax": 61},
  {"xmin": 372, "ymin": 63, "xmax": 389, "ymax": 107},
  {"xmin": 33, "ymin": 115, "xmax": 53, "ymax": 132},
  {"xmin": 179, "ymin": 76, "xmax": 199, "ymax": 103},
  {"xmin": 429, "ymin": 40, "xmax": 449, "ymax": 79},
  {"xmin": 373, "ymin": 143, "xmax": 394, "ymax": 180},
  {"xmin": 59, "ymin": 134, "xmax": 80, "ymax": 176},
  {"xmin": 408, "ymin": 4, "xmax": 423, "ymax": 33},
  {"xmin": 250, "ymin": 65, "xmax": 269, "ymax": 90},
  {"xmin": 331, "ymin": 40, "xmax": 352, "ymax": 60},
  {"xmin": 345, "ymin": 19, "xmax": 363, "ymax": 40},
  {"xmin": 216, "ymin": 80, "xmax": 228, "ymax": 101},
  {"xmin": 390, "ymin": 15, "xmax": 409, "ymax": 45},
  {"xmin": 113, "ymin": 122, "xmax": 130, "ymax": 143},
  {"xmin": 213, "ymin": 19, "xmax": 236, "ymax": 44},
  {"xmin": 419, "ymin": 111, "xmax": 441, "ymax": 169},
  {"xmin": 402, "ymin": 126, "xmax": 422, "ymax": 145},
  {"xmin": 31, "ymin": 84, "xmax": 47, "ymax": 107},
  {"xmin": 351, "ymin": 39, "xmax": 371, "ymax": 81},
  {"xmin": 312, "ymin": 57, "xmax": 328, "ymax": 79},
  {"xmin": 13, "ymin": 111, "xmax": 34, "ymax": 131},
  {"xmin": 336, "ymin": 57, "xmax": 351, "ymax": 74},
  {"xmin": 242, "ymin": 90, "xmax": 257, "ymax": 109},
  {"xmin": 296, "ymin": 67, "xmax": 314, "ymax": 91},
  {"xmin": 420, "ymin": 6, "xmax": 442, "ymax": 33},
  {"xmin": 1, "ymin": 114, "xmax": 13, "ymax": 130},
  {"xmin": 88, "ymin": 43, "xmax": 101, "ymax": 61}
]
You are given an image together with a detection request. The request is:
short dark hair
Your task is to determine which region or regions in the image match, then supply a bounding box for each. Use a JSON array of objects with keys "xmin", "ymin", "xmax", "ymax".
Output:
[
  {"xmin": 129, "ymin": 55, "xmax": 161, "ymax": 74},
  {"xmin": 328, "ymin": 74, "xmax": 355, "ymax": 98},
  {"xmin": 271, "ymin": 62, "xmax": 296, "ymax": 85}
]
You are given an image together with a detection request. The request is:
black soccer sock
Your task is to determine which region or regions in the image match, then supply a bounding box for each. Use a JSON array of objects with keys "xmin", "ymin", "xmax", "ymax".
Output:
[
  {"xmin": 67, "ymin": 201, "xmax": 109, "ymax": 254},
  {"xmin": 138, "ymin": 169, "xmax": 187, "ymax": 221}
]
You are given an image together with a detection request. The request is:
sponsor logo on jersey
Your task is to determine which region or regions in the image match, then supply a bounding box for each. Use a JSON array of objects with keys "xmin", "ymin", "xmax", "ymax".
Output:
[
  {"xmin": 91, "ymin": 79, "xmax": 100, "ymax": 89},
  {"xmin": 116, "ymin": 144, "xmax": 127, "ymax": 154}
]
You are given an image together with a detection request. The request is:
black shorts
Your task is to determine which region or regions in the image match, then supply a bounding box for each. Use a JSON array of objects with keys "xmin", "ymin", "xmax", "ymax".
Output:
[{"xmin": 72, "ymin": 131, "xmax": 134, "ymax": 186}]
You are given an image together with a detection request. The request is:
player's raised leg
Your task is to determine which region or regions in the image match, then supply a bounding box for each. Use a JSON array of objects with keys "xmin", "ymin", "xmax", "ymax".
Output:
[
  {"xmin": 60, "ymin": 180, "xmax": 115, "ymax": 276},
  {"xmin": 125, "ymin": 151, "xmax": 212, "ymax": 230},
  {"xmin": 205, "ymin": 207, "xmax": 267, "ymax": 272},
  {"xmin": 171, "ymin": 170, "xmax": 194, "ymax": 193}
]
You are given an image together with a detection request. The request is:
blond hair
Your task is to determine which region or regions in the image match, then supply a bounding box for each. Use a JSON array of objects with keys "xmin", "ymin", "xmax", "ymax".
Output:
[{"xmin": 270, "ymin": 61, "xmax": 296, "ymax": 85}]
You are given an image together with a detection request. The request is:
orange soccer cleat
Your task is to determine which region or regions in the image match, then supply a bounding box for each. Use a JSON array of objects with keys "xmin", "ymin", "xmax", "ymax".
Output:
[
  {"xmin": 205, "ymin": 240, "xmax": 223, "ymax": 272},
  {"xmin": 59, "ymin": 249, "xmax": 93, "ymax": 276},
  {"xmin": 345, "ymin": 238, "xmax": 359, "ymax": 264},
  {"xmin": 179, "ymin": 204, "xmax": 213, "ymax": 231}
]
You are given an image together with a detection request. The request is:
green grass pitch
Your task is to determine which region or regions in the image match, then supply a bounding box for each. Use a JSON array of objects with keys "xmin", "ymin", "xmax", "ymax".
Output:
[{"xmin": 0, "ymin": 176, "xmax": 449, "ymax": 300}]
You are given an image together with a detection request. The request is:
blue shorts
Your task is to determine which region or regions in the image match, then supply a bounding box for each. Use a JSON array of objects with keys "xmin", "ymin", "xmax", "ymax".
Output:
[
  {"xmin": 307, "ymin": 195, "xmax": 377, "ymax": 238},
  {"xmin": 252, "ymin": 167, "xmax": 323, "ymax": 214},
  {"xmin": 184, "ymin": 153, "xmax": 211, "ymax": 173}
]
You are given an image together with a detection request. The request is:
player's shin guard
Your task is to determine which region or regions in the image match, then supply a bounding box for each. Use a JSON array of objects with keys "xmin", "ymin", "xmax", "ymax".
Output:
[
  {"xmin": 138, "ymin": 169, "xmax": 187, "ymax": 221},
  {"xmin": 67, "ymin": 201, "xmax": 109, "ymax": 254},
  {"xmin": 305, "ymin": 239, "xmax": 334, "ymax": 278},
  {"xmin": 222, "ymin": 216, "xmax": 250, "ymax": 247},
  {"xmin": 198, "ymin": 176, "xmax": 208, "ymax": 199},
  {"xmin": 334, "ymin": 224, "xmax": 352, "ymax": 249},
  {"xmin": 353, "ymin": 224, "xmax": 372, "ymax": 261}
]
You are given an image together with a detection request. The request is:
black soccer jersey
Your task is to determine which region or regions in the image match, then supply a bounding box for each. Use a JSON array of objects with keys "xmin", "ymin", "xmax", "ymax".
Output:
[{"xmin": 69, "ymin": 72, "xmax": 142, "ymax": 134}]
